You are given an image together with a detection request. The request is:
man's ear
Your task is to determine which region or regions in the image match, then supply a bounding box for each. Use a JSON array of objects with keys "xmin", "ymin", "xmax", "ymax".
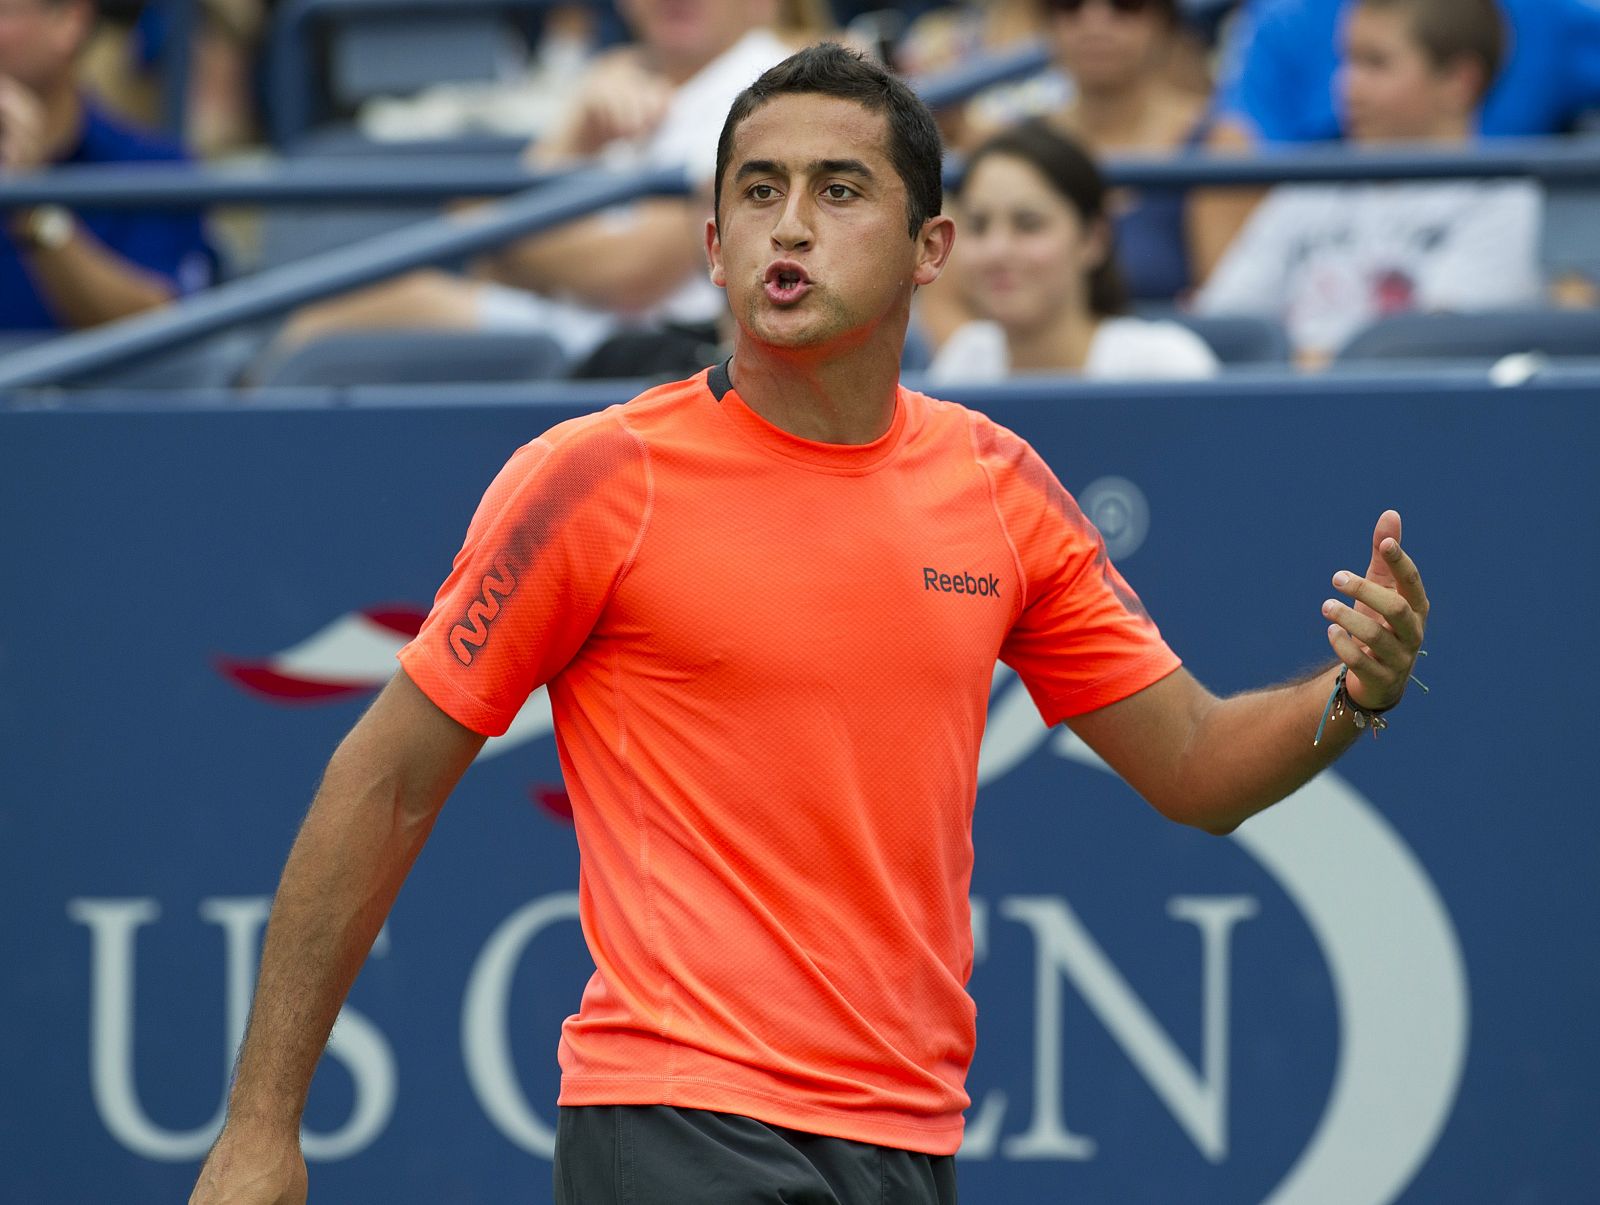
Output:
[
  {"xmin": 912, "ymin": 213, "xmax": 957, "ymax": 288},
  {"xmin": 706, "ymin": 217, "xmax": 726, "ymax": 288},
  {"xmin": 1439, "ymin": 56, "xmax": 1487, "ymax": 122}
]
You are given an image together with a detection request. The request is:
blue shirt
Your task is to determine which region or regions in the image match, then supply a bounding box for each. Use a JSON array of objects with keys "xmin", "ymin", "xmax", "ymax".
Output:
[
  {"xmin": 0, "ymin": 101, "xmax": 215, "ymax": 330},
  {"xmin": 1217, "ymin": 0, "xmax": 1600, "ymax": 142}
]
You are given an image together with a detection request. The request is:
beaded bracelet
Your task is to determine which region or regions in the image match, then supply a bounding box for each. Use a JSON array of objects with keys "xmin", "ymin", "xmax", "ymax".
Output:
[{"xmin": 1313, "ymin": 653, "xmax": 1429, "ymax": 747}]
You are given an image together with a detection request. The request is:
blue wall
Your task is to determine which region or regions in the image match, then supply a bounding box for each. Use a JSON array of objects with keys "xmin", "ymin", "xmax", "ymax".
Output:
[{"xmin": 2, "ymin": 373, "xmax": 1596, "ymax": 1203}]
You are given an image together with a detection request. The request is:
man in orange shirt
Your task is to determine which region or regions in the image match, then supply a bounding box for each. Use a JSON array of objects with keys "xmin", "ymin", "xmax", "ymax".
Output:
[{"xmin": 191, "ymin": 44, "xmax": 1429, "ymax": 1205}]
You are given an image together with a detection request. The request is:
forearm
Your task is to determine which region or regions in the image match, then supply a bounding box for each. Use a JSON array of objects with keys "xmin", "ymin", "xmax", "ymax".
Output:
[
  {"xmin": 18, "ymin": 228, "xmax": 176, "ymax": 327},
  {"xmin": 478, "ymin": 199, "xmax": 703, "ymax": 310},
  {"xmin": 225, "ymin": 743, "xmax": 442, "ymax": 1129},
  {"xmin": 1169, "ymin": 665, "xmax": 1359, "ymax": 834}
]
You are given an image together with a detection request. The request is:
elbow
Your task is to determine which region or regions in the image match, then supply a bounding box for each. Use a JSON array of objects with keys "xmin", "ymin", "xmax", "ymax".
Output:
[
  {"xmin": 1194, "ymin": 813, "xmax": 1243, "ymax": 838},
  {"xmin": 1148, "ymin": 787, "xmax": 1246, "ymax": 837}
]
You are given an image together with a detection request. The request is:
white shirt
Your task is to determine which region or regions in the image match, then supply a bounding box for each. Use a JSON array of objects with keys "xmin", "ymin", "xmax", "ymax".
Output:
[
  {"xmin": 927, "ymin": 316, "xmax": 1222, "ymax": 384},
  {"xmin": 1194, "ymin": 179, "xmax": 1544, "ymax": 357},
  {"xmin": 477, "ymin": 30, "xmax": 791, "ymax": 355}
]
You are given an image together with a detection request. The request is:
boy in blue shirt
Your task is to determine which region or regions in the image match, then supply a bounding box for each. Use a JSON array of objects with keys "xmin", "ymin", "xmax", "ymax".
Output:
[{"xmin": 1218, "ymin": 0, "xmax": 1600, "ymax": 142}]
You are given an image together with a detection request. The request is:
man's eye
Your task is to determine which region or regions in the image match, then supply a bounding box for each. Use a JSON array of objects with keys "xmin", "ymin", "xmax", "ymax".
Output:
[
  {"xmin": 749, "ymin": 184, "xmax": 777, "ymax": 200},
  {"xmin": 824, "ymin": 184, "xmax": 855, "ymax": 200}
]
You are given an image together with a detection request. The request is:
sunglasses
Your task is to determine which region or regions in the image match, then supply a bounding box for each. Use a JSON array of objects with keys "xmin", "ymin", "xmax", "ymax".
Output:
[{"xmin": 1043, "ymin": 0, "xmax": 1155, "ymax": 15}]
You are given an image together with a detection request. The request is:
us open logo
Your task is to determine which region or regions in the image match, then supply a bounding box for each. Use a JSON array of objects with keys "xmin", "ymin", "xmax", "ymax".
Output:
[
  {"xmin": 974, "ymin": 662, "xmax": 1469, "ymax": 1202},
  {"xmin": 189, "ymin": 605, "xmax": 1469, "ymax": 1201}
]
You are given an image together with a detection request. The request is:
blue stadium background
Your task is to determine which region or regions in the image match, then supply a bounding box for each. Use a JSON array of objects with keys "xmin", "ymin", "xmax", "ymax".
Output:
[{"xmin": 3, "ymin": 2, "xmax": 1598, "ymax": 1201}]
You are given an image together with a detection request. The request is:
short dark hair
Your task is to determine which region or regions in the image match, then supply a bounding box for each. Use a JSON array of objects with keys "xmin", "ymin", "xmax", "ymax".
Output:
[
  {"xmin": 1356, "ymin": 0, "xmax": 1506, "ymax": 102},
  {"xmin": 956, "ymin": 120, "xmax": 1129, "ymax": 319},
  {"xmin": 713, "ymin": 42, "xmax": 944, "ymax": 239}
]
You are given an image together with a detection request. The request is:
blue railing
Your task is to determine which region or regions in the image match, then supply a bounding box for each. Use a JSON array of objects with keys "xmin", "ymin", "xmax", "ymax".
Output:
[
  {"xmin": 9, "ymin": 360, "xmax": 1600, "ymax": 414},
  {"xmin": 5, "ymin": 136, "xmax": 1600, "ymax": 213},
  {"xmin": 0, "ymin": 165, "xmax": 688, "ymax": 390}
]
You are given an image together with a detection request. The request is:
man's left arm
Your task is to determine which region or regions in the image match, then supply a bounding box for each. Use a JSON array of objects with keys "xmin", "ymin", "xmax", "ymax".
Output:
[
  {"xmin": 11, "ymin": 218, "xmax": 178, "ymax": 326},
  {"xmin": 473, "ymin": 197, "xmax": 707, "ymax": 312},
  {"xmin": 1069, "ymin": 510, "xmax": 1429, "ymax": 835}
]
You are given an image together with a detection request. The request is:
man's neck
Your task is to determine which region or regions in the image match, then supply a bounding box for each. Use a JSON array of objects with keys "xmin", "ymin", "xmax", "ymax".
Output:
[{"xmin": 727, "ymin": 328, "xmax": 906, "ymax": 445}]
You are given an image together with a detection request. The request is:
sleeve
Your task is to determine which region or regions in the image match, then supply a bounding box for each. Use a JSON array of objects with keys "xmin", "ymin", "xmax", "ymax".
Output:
[
  {"xmin": 1192, "ymin": 190, "xmax": 1296, "ymax": 318},
  {"xmin": 397, "ymin": 416, "xmax": 650, "ymax": 736},
  {"xmin": 973, "ymin": 418, "xmax": 1181, "ymax": 726},
  {"xmin": 926, "ymin": 321, "xmax": 1008, "ymax": 384},
  {"xmin": 113, "ymin": 212, "xmax": 217, "ymax": 296},
  {"xmin": 1416, "ymin": 183, "xmax": 1544, "ymax": 311},
  {"xmin": 1105, "ymin": 321, "xmax": 1220, "ymax": 380},
  {"xmin": 1155, "ymin": 324, "xmax": 1223, "ymax": 378},
  {"xmin": 1559, "ymin": 0, "xmax": 1600, "ymax": 114},
  {"xmin": 1213, "ymin": 0, "xmax": 1343, "ymax": 142}
]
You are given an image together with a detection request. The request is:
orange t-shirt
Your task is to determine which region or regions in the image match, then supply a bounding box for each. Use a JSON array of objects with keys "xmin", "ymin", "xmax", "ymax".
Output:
[{"xmin": 399, "ymin": 366, "xmax": 1180, "ymax": 1155}]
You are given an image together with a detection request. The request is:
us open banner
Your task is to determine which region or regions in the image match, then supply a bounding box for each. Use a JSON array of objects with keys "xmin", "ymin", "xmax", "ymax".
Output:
[{"xmin": 2, "ymin": 373, "xmax": 1595, "ymax": 1202}]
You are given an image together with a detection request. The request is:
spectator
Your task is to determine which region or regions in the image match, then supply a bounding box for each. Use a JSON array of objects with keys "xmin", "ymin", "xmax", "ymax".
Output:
[
  {"xmin": 1028, "ymin": 0, "xmax": 1258, "ymax": 300},
  {"xmin": 1217, "ymin": 0, "xmax": 1600, "ymax": 142},
  {"xmin": 930, "ymin": 121, "xmax": 1219, "ymax": 381},
  {"xmin": 275, "ymin": 0, "xmax": 795, "ymax": 376},
  {"xmin": 897, "ymin": 0, "xmax": 1069, "ymax": 147},
  {"xmin": 0, "ymin": 0, "xmax": 215, "ymax": 331},
  {"xmin": 1195, "ymin": 0, "xmax": 1543, "ymax": 364}
]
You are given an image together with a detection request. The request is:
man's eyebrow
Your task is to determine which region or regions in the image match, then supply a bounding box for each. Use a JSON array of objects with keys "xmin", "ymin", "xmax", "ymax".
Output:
[{"xmin": 733, "ymin": 158, "xmax": 878, "ymax": 181}]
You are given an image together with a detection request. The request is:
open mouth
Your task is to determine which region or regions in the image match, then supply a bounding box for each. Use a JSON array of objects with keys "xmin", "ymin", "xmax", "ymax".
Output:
[{"xmin": 763, "ymin": 261, "xmax": 812, "ymax": 305}]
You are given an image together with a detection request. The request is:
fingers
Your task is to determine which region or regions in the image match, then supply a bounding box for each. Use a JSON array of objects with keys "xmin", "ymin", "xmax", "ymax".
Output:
[
  {"xmin": 1330, "ymin": 569, "xmax": 1424, "ymax": 646},
  {"xmin": 1326, "ymin": 625, "xmax": 1405, "ymax": 710},
  {"xmin": 1377, "ymin": 537, "xmax": 1430, "ymax": 617},
  {"xmin": 1322, "ymin": 593, "xmax": 1402, "ymax": 658},
  {"xmin": 1326, "ymin": 621, "xmax": 1387, "ymax": 682}
]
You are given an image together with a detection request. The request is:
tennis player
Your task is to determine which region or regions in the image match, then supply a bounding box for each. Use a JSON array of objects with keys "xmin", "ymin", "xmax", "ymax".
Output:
[{"xmin": 190, "ymin": 43, "xmax": 1429, "ymax": 1205}]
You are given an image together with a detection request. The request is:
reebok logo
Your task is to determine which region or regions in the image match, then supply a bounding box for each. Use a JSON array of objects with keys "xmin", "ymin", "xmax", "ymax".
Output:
[
  {"xmin": 923, "ymin": 567, "xmax": 1001, "ymax": 598},
  {"xmin": 449, "ymin": 558, "xmax": 517, "ymax": 666}
]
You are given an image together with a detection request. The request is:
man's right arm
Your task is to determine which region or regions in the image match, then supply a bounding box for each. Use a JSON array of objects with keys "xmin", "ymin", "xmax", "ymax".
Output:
[{"xmin": 189, "ymin": 669, "xmax": 486, "ymax": 1205}]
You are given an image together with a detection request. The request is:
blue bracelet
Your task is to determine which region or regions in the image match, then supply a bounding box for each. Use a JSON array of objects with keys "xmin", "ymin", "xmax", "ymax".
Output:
[{"xmin": 1313, "ymin": 653, "xmax": 1429, "ymax": 747}]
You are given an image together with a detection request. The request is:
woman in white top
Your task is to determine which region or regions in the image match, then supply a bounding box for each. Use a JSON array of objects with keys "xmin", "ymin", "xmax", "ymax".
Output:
[{"xmin": 929, "ymin": 120, "xmax": 1219, "ymax": 384}]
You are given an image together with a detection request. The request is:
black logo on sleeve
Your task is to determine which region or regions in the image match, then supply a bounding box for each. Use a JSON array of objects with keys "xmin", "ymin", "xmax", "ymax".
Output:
[{"xmin": 923, "ymin": 567, "xmax": 1001, "ymax": 598}]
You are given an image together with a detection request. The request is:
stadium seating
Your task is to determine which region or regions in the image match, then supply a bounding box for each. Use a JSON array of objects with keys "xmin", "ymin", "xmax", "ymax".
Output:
[
  {"xmin": 254, "ymin": 329, "xmax": 569, "ymax": 387},
  {"xmin": 1138, "ymin": 309, "xmax": 1293, "ymax": 366},
  {"xmin": 268, "ymin": 0, "xmax": 542, "ymax": 147},
  {"xmin": 1335, "ymin": 309, "xmax": 1600, "ymax": 364}
]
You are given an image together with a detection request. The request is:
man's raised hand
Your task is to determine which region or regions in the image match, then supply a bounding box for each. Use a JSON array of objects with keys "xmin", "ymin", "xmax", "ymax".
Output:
[{"xmin": 1321, "ymin": 509, "xmax": 1430, "ymax": 712}]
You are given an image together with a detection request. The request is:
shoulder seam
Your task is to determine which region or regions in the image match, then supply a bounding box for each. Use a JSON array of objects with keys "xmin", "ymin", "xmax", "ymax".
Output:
[
  {"xmin": 607, "ymin": 409, "xmax": 655, "ymax": 607},
  {"xmin": 965, "ymin": 411, "xmax": 1028, "ymax": 628}
]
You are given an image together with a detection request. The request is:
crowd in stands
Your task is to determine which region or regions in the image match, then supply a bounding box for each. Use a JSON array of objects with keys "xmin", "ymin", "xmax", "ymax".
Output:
[{"xmin": 3, "ymin": 0, "xmax": 1599, "ymax": 383}]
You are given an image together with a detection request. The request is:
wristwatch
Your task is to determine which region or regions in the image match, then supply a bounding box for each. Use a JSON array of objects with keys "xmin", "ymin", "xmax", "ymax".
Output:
[{"xmin": 12, "ymin": 204, "xmax": 75, "ymax": 252}]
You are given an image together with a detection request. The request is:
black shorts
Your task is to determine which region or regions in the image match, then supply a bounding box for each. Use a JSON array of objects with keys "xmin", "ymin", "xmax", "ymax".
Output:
[{"xmin": 552, "ymin": 1105, "xmax": 959, "ymax": 1205}]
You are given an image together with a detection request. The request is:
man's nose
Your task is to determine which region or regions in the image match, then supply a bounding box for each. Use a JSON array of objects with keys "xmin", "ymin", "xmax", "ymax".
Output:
[{"xmin": 771, "ymin": 194, "xmax": 814, "ymax": 251}]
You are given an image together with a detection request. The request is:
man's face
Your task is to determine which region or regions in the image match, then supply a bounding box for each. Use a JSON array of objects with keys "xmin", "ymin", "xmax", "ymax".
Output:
[
  {"xmin": 618, "ymin": 0, "xmax": 767, "ymax": 72},
  {"xmin": 1339, "ymin": 5, "xmax": 1472, "ymax": 142},
  {"xmin": 0, "ymin": 0, "xmax": 86, "ymax": 91},
  {"xmin": 706, "ymin": 93, "xmax": 950, "ymax": 354}
]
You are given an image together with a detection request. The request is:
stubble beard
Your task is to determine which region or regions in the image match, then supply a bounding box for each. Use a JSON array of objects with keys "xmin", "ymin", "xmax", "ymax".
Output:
[{"xmin": 739, "ymin": 286, "xmax": 856, "ymax": 351}]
